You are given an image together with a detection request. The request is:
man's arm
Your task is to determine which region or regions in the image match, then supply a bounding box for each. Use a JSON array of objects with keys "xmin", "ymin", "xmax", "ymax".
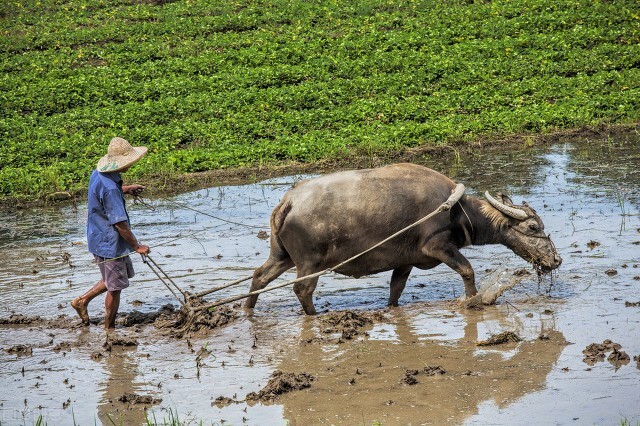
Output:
[{"xmin": 114, "ymin": 221, "xmax": 150, "ymax": 255}]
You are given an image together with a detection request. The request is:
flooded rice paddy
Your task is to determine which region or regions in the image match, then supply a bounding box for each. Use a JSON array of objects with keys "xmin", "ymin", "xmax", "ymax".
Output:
[{"xmin": 1, "ymin": 131, "xmax": 639, "ymax": 425}]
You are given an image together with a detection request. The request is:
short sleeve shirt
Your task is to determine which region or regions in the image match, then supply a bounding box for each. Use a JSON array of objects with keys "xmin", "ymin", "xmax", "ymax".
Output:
[{"xmin": 87, "ymin": 170, "xmax": 133, "ymax": 258}]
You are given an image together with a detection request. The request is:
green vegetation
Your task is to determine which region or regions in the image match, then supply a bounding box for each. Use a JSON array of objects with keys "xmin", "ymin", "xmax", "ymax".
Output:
[{"xmin": 1, "ymin": 0, "xmax": 639, "ymax": 200}]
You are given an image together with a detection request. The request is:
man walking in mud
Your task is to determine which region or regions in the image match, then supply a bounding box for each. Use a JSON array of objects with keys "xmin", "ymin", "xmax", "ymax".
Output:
[{"xmin": 71, "ymin": 137, "xmax": 151, "ymax": 330}]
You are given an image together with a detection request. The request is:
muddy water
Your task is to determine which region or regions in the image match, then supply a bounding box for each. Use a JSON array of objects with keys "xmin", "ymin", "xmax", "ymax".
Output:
[{"xmin": 1, "ymin": 131, "xmax": 639, "ymax": 425}]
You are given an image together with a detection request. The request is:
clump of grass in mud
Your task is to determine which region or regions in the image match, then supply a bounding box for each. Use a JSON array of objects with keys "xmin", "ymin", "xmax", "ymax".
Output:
[
  {"xmin": 613, "ymin": 187, "xmax": 630, "ymax": 216},
  {"xmin": 33, "ymin": 410, "xmax": 208, "ymax": 426},
  {"xmin": 145, "ymin": 408, "xmax": 192, "ymax": 426}
]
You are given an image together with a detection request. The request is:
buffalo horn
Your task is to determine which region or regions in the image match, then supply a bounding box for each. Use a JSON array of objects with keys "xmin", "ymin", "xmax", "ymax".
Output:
[{"xmin": 484, "ymin": 191, "xmax": 529, "ymax": 220}]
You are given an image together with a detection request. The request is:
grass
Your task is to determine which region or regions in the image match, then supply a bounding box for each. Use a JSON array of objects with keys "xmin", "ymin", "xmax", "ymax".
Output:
[
  {"xmin": 26, "ymin": 408, "xmax": 210, "ymax": 426},
  {"xmin": 1, "ymin": 0, "xmax": 639, "ymax": 201}
]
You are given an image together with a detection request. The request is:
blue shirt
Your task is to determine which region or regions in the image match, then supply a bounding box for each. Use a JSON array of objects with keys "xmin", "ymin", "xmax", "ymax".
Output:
[{"xmin": 87, "ymin": 170, "xmax": 132, "ymax": 258}]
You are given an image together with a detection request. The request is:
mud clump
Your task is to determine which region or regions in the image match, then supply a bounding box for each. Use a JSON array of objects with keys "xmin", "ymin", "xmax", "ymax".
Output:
[
  {"xmin": 476, "ymin": 331, "xmax": 522, "ymax": 346},
  {"xmin": 607, "ymin": 349, "xmax": 630, "ymax": 368},
  {"xmin": 0, "ymin": 314, "xmax": 43, "ymax": 325},
  {"xmin": 0, "ymin": 314, "xmax": 78, "ymax": 329},
  {"xmin": 423, "ymin": 365, "xmax": 446, "ymax": 376},
  {"xmin": 154, "ymin": 295, "xmax": 238, "ymax": 338},
  {"xmin": 118, "ymin": 304, "xmax": 175, "ymax": 327},
  {"xmin": 634, "ymin": 355, "xmax": 640, "ymax": 369},
  {"xmin": 213, "ymin": 396, "xmax": 240, "ymax": 407},
  {"xmin": 625, "ymin": 301, "xmax": 640, "ymax": 307},
  {"xmin": 320, "ymin": 310, "xmax": 384, "ymax": 341},
  {"xmin": 401, "ymin": 366, "xmax": 446, "ymax": 385},
  {"xmin": 301, "ymin": 336, "xmax": 331, "ymax": 345},
  {"xmin": 4, "ymin": 344, "xmax": 32, "ymax": 355},
  {"xmin": 245, "ymin": 371, "xmax": 314, "ymax": 402},
  {"xmin": 103, "ymin": 335, "xmax": 138, "ymax": 351},
  {"xmin": 90, "ymin": 351, "xmax": 104, "ymax": 361},
  {"xmin": 582, "ymin": 339, "xmax": 629, "ymax": 365},
  {"xmin": 401, "ymin": 370, "xmax": 419, "ymax": 385},
  {"xmin": 52, "ymin": 342, "xmax": 72, "ymax": 352},
  {"xmin": 118, "ymin": 392, "xmax": 162, "ymax": 405}
]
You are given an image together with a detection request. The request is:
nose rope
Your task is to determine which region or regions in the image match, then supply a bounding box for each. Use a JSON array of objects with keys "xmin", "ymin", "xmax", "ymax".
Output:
[{"xmin": 457, "ymin": 201, "xmax": 475, "ymax": 244}]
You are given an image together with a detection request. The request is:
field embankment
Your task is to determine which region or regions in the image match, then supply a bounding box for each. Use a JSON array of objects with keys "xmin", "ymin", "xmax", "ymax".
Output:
[{"xmin": 1, "ymin": 0, "xmax": 639, "ymax": 201}]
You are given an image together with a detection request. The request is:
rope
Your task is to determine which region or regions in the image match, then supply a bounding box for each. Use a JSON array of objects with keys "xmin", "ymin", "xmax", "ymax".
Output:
[
  {"xmin": 191, "ymin": 183, "xmax": 466, "ymax": 312},
  {"xmin": 94, "ymin": 192, "xmax": 266, "ymax": 267},
  {"xmin": 94, "ymin": 231, "xmax": 206, "ymax": 265},
  {"xmin": 159, "ymin": 196, "xmax": 266, "ymax": 229},
  {"xmin": 194, "ymin": 275, "xmax": 254, "ymax": 298}
]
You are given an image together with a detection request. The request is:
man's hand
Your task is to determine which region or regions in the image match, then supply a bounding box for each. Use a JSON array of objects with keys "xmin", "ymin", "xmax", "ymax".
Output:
[
  {"xmin": 135, "ymin": 244, "xmax": 150, "ymax": 256},
  {"xmin": 123, "ymin": 184, "xmax": 145, "ymax": 196}
]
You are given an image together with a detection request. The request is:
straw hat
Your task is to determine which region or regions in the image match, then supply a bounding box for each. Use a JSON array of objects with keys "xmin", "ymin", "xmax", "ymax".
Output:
[{"xmin": 97, "ymin": 137, "xmax": 148, "ymax": 173}]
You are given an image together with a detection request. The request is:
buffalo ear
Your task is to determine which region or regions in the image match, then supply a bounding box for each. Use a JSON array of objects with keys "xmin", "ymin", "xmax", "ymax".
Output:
[{"xmin": 496, "ymin": 192, "xmax": 516, "ymax": 207}]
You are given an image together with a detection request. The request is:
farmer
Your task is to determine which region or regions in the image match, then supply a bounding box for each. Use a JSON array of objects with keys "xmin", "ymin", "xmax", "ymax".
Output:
[{"xmin": 71, "ymin": 137, "xmax": 151, "ymax": 330}]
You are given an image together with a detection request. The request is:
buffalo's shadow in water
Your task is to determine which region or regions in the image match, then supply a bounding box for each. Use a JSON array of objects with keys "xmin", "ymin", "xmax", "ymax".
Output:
[{"xmin": 274, "ymin": 305, "xmax": 566, "ymax": 425}]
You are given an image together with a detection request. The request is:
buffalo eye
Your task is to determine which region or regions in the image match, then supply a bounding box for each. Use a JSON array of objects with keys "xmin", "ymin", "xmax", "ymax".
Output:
[{"xmin": 528, "ymin": 223, "xmax": 539, "ymax": 232}]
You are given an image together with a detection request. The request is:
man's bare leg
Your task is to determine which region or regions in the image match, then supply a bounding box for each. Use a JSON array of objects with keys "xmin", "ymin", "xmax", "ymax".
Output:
[
  {"xmin": 104, "ymin": 290, "xmax": 121, "ymax": 330},
  {"xmin": 71, "ymin": 280, "xmax": 107, "ymax": 325}
]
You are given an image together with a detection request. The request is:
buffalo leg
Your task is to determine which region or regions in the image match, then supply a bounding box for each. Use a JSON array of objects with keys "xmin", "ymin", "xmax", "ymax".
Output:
[
  {"xmin": 293, "ymin": 267, "xmax": 319, "ymax": 315},
  {"xmin": 244, "ymin": 256, "xmax": 294, "ymax": 309},
  {"xmin": 388, "ymin": 266, "xmax": 413, "ymax": 307},
  {"xmin": 425, "ymin": 246, "xmax": 477, "ymax": 297}
]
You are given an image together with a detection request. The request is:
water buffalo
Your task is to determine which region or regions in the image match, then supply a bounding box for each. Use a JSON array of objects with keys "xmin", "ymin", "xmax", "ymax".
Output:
[{"xmin": 245, "ymin": 163, "xmax": 562, "ymax": 314}]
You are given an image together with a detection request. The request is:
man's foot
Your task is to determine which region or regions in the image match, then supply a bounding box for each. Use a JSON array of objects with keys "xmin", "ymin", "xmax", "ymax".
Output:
[{"xmin": 71, "ymin": 297, "xmax": 89, "ymax": 325}]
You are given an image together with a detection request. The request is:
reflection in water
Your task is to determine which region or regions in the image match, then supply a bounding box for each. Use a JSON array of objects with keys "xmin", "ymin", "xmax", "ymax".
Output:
[
  {"xmin": 0, "ymin": 131, "xmax": 639, "ymax": 424},
  {"xmin": 279, "ymin": 304, "xmax": 566, "ymax": 425},
  {"xmin": 97, "ymin": 345, "xmax": 148, "ymax": 425}
]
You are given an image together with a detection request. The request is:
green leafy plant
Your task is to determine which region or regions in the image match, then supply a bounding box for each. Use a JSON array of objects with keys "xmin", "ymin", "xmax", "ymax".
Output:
[{"xmin": 1, "ymin": 0, "xmax": 638, "ymax": 201}]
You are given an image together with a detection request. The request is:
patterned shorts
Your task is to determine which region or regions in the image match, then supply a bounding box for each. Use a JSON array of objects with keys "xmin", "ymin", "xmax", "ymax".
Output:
[{"xmin": 94, "ymin": 255, "xmax": 135, "ymax": 291}]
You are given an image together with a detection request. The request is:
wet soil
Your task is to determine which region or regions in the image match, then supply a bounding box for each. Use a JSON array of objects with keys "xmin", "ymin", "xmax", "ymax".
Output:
[{"xmin": 1, "ymin": 130, "xmax": 640, "ymax": 425}]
